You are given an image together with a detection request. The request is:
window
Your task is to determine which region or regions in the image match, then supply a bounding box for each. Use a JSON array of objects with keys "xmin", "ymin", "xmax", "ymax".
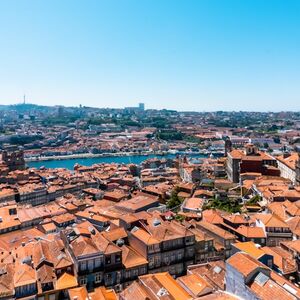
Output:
[
  {"xmin": 88, "ymin": 259, "xmax": 94, "ymax": 271},
  {"xmin": 171, "ymin": 254, "xmax": 176, "ymax": 262},
  {"xmin": 106, "ymin": 256, "xmax": 111, "ymax": 265},
  {"xmin": 188, "ymin": 247, "xmax": 194, "ymax": 257},
  {"xmin": 164, "ymin": 256, "xmax": 170, "ymax": 264},
  {"xmin": 148, "ymin": 257, "xmax": 154, "ymax": 268},
  {"xmin": 125, "ymin": 271, "xmax": 131, "ymax": 279},
  {"xmin": 105, "ymin": 273, "xmax": 112, "ymax": 285},
  {"xmin": 176, "ymin": 264, "xmax": 184, "ymax": 273},
  {"xmin": 169, "ymin": 266, "xmax": 175, "ymax": 274},
  {"xmin": 80, "ymin": 261, "xmax": 87, "ymax": 271},
  {"xmin": 80, "ymin": 277, "xmax": 87, "ymax": 285},
  {"xmin": 154, "ymin": 256, "xmax": 160, "ymax": 266},
  {"xmin": 267, "ymin": 259, "xmax": 273, "ymax": 267},
  {"xmin": 95, "ymin": 258, "xmax": 101, "ymax": 268},
  {"xmin": 115, "ymin": 254, "xmax": 121, "ymax": 263},
  {"xmin": 95, "ymin": 273, "xmax": 102, "ymax": 283},
  {"xmin": 186, "ymin": 236, "xmax": 194, "ymax": 244}
]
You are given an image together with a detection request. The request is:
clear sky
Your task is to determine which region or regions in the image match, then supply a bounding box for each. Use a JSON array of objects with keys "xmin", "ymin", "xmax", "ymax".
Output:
[{"xmin": 0, "ymin": 0, "xmax": 299, "ymax": 111}]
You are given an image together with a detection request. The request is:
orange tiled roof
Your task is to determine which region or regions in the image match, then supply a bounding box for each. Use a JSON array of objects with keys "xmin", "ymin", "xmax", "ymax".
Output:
[
  {"xmin": 188, "ymin": 261, "xmax": 226, "ymax": 291},
  {"xmin": 226, "ymin": 252, "xmax": 268, "ymax": 277},
  {"xmin": 68, "ymin": 286, "xmax": 89, "ymax": 300},
  {"xmin": 90, "ymin": 286, "xmax": 118, "ymax": 300},
  {"xmin": 121, "ymin": 245, "xmax": 148, "ymax": 269},
  {"xmin": 262, "ymin": 246, "xmax": 297, "ymax": 274},
  {"xmin": 277, "ymin": 152, "xmax": 299, "ymax": 171},
  {"xmin": 232, "ymin": 241, "xmax": 265, "ymax": 259},
  {"xmin": 255, "ymin": 213, "xmax": 289, "ymax": 228},
  {"xmin": 235, "ymin": 225, "xmax": 266, "ymax": 238},
  {"xmin": 177, "ymin": 273, "xmax": 213, "ymax": 297},
  {"xmin": 13, "ymin": 263, "xmax": 36, "ymax": 287},
  {"xmin": 139, "ymin": 272, "xmax": 192, "ymax": 300},
  {"xmin": 55, "ymin": 272, "xmax": 78, "ymax": 290},
  {"xmin": 249, "ymin": 276, "xmax": 297, "ymax": 300}
]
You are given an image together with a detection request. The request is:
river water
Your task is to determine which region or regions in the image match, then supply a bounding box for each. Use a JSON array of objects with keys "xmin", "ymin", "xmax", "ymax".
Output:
[{"xmin": 27, "ymin": 153, "xmax": 208, "ymax": 170}]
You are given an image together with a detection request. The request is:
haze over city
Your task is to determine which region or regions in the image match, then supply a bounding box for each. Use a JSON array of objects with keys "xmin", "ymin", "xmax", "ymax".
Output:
[{"xmin": 1, "ymin": 0, "xmax": 300, "ymax": 111}]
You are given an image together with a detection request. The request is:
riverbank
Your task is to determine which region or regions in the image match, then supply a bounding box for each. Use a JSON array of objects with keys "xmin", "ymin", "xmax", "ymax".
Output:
[{"xmin": 25, "ymin": 151, "xmax": 158, "ymax": 162}]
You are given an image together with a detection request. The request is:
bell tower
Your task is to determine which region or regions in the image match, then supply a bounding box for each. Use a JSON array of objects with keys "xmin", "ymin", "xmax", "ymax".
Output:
[{"xmin": 225, "ymin": 138, "xmax": 232, "ymax": 157}]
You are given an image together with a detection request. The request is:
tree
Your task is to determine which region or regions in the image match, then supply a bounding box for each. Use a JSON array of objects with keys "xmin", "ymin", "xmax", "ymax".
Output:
[
  {"xmin": 204, "ymin": 197, "xmax": 241, "ymax": 213},
  {"xmin": 246, "ymin": 195, "xmax": 261, "ymax": 205},
  {"xmin": 167, "ymin": 188, "xmax": 184, "ymax": 209}
]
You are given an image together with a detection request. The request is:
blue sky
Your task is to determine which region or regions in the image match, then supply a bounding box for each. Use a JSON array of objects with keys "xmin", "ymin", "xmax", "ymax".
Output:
[{"xmin": 0, "ymin": 0, "xmax": 299, "ymax": 111}]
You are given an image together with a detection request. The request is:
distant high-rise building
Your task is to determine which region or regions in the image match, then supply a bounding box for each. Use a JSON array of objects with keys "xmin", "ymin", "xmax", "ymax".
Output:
[
  {"xmin": 139, "ymin": 103, "xmax": 145, "ymax": 111},
  {"xmin": 124, "ymin": 103, "xmax": 145, "ymax": 113}
]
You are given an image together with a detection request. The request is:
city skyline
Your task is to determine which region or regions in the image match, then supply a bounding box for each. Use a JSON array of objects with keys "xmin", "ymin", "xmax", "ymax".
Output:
[
  {"xmin": 3, "ymin": 100, "xmax": 300, "ymax": 113},
  {"xmin": 0, "ymin": 0, "xmax": 300, "ymax": 111}
]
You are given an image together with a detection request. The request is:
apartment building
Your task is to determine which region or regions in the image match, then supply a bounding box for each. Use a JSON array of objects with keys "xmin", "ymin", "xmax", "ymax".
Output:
[
  {"xmin": 63, "ymin": 222, "xmax": 122, "ymax": 290},
  {"xmin": 255, "ymin": 213, "xmax": 293, "ymax": 246},
  {"xmin": 128, "ymin": 215, "xmax": 195, "ymax": 277},
  {"xmin": 185, "ymin": 221, "xmax": 224, "ymax": 263},
  {"xmin": 226, "ymin": 252, "xmax": 300, "ymax": 299},
  {"xmin": 277, "ymin": 152, "xmax": 299, "ymax": 184},
  {"xmin": 196, "ymin": 220, "xmax": 236, "ymax": 259}
]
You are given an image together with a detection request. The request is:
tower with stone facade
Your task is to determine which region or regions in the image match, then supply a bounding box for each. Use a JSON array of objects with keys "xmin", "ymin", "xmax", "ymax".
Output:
[{"xmin": 225, "ymin": 138, "xmax": 232, "ymax": 157}]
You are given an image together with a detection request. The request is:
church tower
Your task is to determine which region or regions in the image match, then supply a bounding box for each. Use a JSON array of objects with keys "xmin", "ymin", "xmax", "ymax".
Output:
[{"xmin": 225, "ymin": 138, "xmax": 232, "ymax": 157}]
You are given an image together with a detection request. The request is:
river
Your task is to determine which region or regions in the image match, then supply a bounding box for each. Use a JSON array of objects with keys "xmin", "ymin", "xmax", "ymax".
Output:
[{"xmin": 27, "ymin": 153, "xmax": 208, "ymax": 170}]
